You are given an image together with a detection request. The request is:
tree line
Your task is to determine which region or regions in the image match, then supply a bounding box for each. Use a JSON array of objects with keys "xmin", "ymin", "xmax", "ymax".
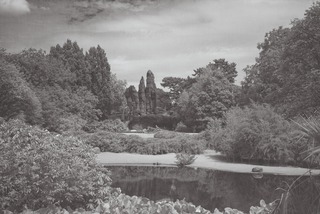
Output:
[
  {"xmin": 161, "ymin": 2, "xmax": 320, "ymax": 131},
  {"xmin": 0, "ymin": 2, "xmax": 319, "ymax": 132},
  {"xmin": 0, "ymin": 40, "xmax": 126, "ymax": 132}
]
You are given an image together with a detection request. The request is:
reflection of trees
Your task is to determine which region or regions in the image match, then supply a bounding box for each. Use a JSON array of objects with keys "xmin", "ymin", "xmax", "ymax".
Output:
[{"xmin": 109, "ymin": 166, "xmax": 319, "ymax": 213}]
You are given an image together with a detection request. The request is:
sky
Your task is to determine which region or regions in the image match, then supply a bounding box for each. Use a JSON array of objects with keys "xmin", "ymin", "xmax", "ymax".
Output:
[{"xmin": 0, "ymin": 0, "xmax": 317, "ymax": 88}]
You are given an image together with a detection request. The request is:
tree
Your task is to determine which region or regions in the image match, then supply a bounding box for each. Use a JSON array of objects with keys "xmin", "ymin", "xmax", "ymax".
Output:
[
  {"xmin": 161, "ymin": 76, "xmax": 195, "ymax": 103},
  {"xmin": 156, "ymin": 88, "xmax": 172, "ymax": 113},
  {"xmin": 177, "ymin": 64, "xmax": 237, "ymax": 131},
  {"xmin": 36, "ymin": 85, "xmax": 101, "ymax": 132},
  {"xmin": 109, "ymin": 74, "xmax": 127, "ymax": 115},
  {"xmin": 50, "ymin": 40, "xmax": 91, "ymax": 88},
  {"xmin": 6, "ymin": 47, "xmax": 102, "ymax": 130},
  {"xmin": 279, "ymin": 2, "xmax": 320, "ymax": 116},
  {"xmin": 241, "ymin": 2, "xmax": 320, "ymax": 117},
  {"xmin": 10, "ymin": 49, "xmax": 75, "ymax": 89},
  {"xmin": 193, "ymin": 59, "xmax": 237, "ymax": 83},
  {"xmin": 0, "ymin": 59, "xmax": 42, "ymax": 124},
  {"xmin": 86, "ymin": 45, "xmax": 119, "ymax": 118},
  {"xmin": 51, "ymin": 40, "xmax": 127, "ymax": 119}
]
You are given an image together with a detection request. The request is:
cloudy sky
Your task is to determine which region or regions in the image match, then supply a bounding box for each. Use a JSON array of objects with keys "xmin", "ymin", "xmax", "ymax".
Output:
[{"xmin": 0, "ymin": 0, "xmax": 316, "ymax": 87}]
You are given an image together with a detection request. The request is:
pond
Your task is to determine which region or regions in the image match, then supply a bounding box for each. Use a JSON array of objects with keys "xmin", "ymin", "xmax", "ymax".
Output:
[{"xmin": 108, "ymin": 166, "xmax": 320, "ymax": 213}]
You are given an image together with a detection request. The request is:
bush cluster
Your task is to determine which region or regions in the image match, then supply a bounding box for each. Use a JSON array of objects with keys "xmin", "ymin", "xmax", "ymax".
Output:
[
  {"xmin": 175, "ymin": 121, "xmax": 191, "ymax": 132},
  {"xmin": 154, "ymin": 130, "xmax": 183, "ymax": 139},
  {"xmin": 204, "ymin": 104, "xmax": 304, "ymax": 165},
  {"xmin": 83, "ymin": 119, "xmax": 127, "ymax": 133},
  {"xmin": 5, "ymin": 189, "xmax": 277, "ymax": 214},
  {"xmin": 128, "ymin": 114, "xmax": 179, "ymax": 130},
  {"xmin": 81, "ymin": 132, "xmax": 206, "ymax": 155},
  {"xmin": 79, "ymin": 131, "xmax": 147, "ymax": 153},
  {"xmin": 175, "ymin": 153, "xmax": 197, "ymax": 167},
  {"xmin": 0, "ymin": 120, "xmax": 111, "ymax": 212}
]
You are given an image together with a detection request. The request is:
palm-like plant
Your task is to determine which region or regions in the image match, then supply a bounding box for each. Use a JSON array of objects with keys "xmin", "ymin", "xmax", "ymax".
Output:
[{"xmin": 293, "ymin": 116, "xmax": 320, "ymax": 160}]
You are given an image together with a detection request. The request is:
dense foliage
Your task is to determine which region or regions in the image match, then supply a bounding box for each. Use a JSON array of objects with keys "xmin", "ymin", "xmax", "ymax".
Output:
[
  {"xmin": 4, "ymin": 190, "xmax": 277, "ymax": 214},
  {"xmin": 204, "ymin": 104, "xmax": 308, "ymax": 165},
  {"xmin": 1, "ymin": 1, "xmax": 320, "ymax": 213},
  {"xmin": 293, "ymin": 115, "xmax": 320, "ymax": 165},
  {"xmin": 0, "ymin": 58, "xmax": 42, "ymax": 125},
  {"xmin": 162, "ymin": 59, "xmax": 239, "ymax": 131},
  {"xmin": 154, "ymin": 130, "xmax": 183, "ymax": 139},
  {"xmin": 128, "ymin": 114, "xmax": 179, "ymax": 130},
  {"xmin": 0, "ymin": 120, "xmax": 111, "ymax": 211},
  {"xmin": 175, "ymin": 153, "xmax": 197, "ymax": 167},
  {"xmin": 80, "ymin": 131, "xmax": 206, "ymax": 155},
  {"xmin": 83, "ymin": 119, "xmax": 127, "ymax": 133},
  {"xmin": 241, "ymin": 2, "xmax": 320, "ymax": 117},
  {"xmin": 1, "ymin": 40, "xmax": 126, "ymax": 132}
]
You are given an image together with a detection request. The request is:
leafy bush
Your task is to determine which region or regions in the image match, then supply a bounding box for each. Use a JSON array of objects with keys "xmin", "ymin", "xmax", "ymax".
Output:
[
  {"xmin": 154, "ymin": 130, "xmax": 183, "ymax": 139},
  {"xmin": 169, "ymin": 135, "xmax": 206, "ymax": 154},
  {"xmin": 56, "ymin": 114, "xmax": 87, "ymax": 134},
  {"xmin": 144, "ymin": 135, "xmax": 206, "ymax": 155},
  {"xmin": 175, "ymin": 121, "xmax": 191, "ymax": 132},
  {"xmin": 0, "ymin": 120, "xmax": 111, "ymax": 212},
  {"xmin": 128, "ymin": 114, "xmax": 179, "ymax": 130},
  {"xmin": 80, "ymin": 131, "xmax": 147, "ymax": 153},
  {"xmin": 81, "ymin": 132, "xmax": 206, "ymax": 155},
  {"xmin": 175, "ymin": 153, "xmax": 197, "ymax": 167},
  {"xmin": 4, "ymin": 188, "xmax": 277, "ymax": 214},
  {"xmin": 205, "ymin": 104, "xmax": 295, "ymax": 164},
  {"xmin": 83, "ymin": 119, "xmax": 127, "ymax": 133},
  {"xmin": 0, "ymin": 60, "xmax": 43, "ymax": 125}
]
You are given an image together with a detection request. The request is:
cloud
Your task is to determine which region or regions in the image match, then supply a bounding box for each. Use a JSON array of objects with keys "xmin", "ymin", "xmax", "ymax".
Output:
[
  {"xmin": 68, "ymin": 0, "xmax": 156, "ymax": 23},
  {"xmin": 0, "ymin": 0, "xmax": 30, "ymax": 16}
]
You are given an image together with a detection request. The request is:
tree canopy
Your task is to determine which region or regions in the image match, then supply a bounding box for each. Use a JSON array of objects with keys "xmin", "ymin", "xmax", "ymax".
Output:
[
  {"xmin": 241, "ymin": 2, "xmax": 320, "ymax": 117},
  {"xmin": 1, "ymin": 40, "xmax": 127, "ymax": 131},
  {"xmin": 165, "ymin": 59, "xmax": 239, "ymax": 131}
]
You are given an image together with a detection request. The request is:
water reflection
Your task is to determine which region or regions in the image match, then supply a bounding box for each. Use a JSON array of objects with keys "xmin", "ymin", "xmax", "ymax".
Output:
[{"xmin": 109, "ymin": 166, "xmax": 320, "ymax": 213}]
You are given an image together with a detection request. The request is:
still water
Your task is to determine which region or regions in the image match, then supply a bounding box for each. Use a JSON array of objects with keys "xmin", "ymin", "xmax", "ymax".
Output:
[{"xmin": 108, "ymin": 166, "xmax": 319, "ymax": 213}]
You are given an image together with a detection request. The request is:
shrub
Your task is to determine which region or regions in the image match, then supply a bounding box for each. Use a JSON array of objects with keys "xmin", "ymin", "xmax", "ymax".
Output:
[
  {"xmin": 205, "ymin": 104, "xmax": 295, "ymax": 164},
  {"xmin": 0, "ymin": 120, "xmax": 111, "ymax": 212},
  {"xmin": 146, "ymin": 134, "xmax": 206, "ymax": 154},
  {"xmin": 81, "ymin": 131, "xmax": 205, "ymax": 155},
  {"xmin": 175, "ymin": 153, "xmax": 197, "ymax": 167},
  {"xmin": 80, "ymin": 131, "xmax": 147, "ymax": 153},
  {"xmin": 56, "ymin": 114, "xmax": 87, "ymax": 134},
  {"xmin": 128, "ymin": 114, "xmax": 179, "ymax": 130},
  {"xmin": 2, "ymin": 190, "xmax": 278, "ymax": 214},
  {"xmin": 170, "ymin": 135, "xmax": 206, "ymax": 154},
  {"xmin": 175, "ymin": 121, "xmax": 191, "ymax": 132},
  {"xmin": 83, "ymin": 119, "xmax": 127, "ymax": 133},
  {"xmin": 154, "ymin": 130, "xmax": 182, "ymax": 139}
]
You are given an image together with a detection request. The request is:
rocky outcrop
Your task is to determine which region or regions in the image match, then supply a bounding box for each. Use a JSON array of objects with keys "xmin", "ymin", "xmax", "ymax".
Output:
[
  {"xmin": 124, "ymin": 85, "xmax": 139, "ymax": 117},
  {"xmin": 138, "ymin": 77, "xmax": 146, "ymax": 115}
]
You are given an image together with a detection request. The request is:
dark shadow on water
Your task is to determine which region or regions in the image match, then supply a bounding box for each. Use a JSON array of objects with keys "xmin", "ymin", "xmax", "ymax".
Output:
[
  {"xmin": 108, "ymin": 166, "xmax": 320, "ymax": 214},
  {"xmin": 205, "ymin": 154, "xmax": 303, "ymax": 167}
]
